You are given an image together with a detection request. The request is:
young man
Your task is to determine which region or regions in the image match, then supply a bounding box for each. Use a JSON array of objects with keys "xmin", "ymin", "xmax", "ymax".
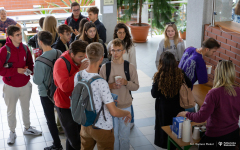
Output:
[
  {"xmin": 87, "ymin": 6, "xmax": 106, "ymax": 43},
  {"xmin": 0, "ymin": 25, "xmax": 42, "ymax": 144},
  {"xmin": 53, "ymin": 40, "xmax": 89, "ymax": 150},
  {"xmin": 76, "ymin": 42, "xmax": 131, "ymax": 150},
  {"xmin": 33, "ymin": 31, "xmax": 63, "ymax": 150},
  {"xmin": 99, "ymin": 38, "xmax": 139, "ymax": 150},
  {"xmin": 28, "ymin": 17, "xmax": 45, "ymax": 49},
  {"xmin": 52, "ymin": 24, "xmax": 71, "ymax": 53},
  {"xmin": 65, "ymin": 2, "xmax": 86, "ymax": 43},
  {"xmin": 179, "ymin": 37, "xmax": 220, "ymax": 87}
]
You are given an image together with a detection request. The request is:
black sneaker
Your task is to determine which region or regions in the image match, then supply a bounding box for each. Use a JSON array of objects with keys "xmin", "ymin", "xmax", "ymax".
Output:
[{"xmin": 44, "ymin": 145, "xmax": 63, "ymax": 150}]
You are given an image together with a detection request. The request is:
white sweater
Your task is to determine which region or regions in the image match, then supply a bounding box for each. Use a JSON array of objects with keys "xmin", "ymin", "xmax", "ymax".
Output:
[{"xmin": 107, "ymin": 40, "xmax": 137, "ymax": 69}]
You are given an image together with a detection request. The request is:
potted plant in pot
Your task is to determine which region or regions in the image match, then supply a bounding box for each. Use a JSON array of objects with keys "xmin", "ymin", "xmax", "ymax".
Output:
[
  {"xmin": 178, "ymin": 21, "xmax": 186, "ymax": 40},
  {"xmin": 123, "ymin": 0, "xmax": 173, "ymax": 43}
]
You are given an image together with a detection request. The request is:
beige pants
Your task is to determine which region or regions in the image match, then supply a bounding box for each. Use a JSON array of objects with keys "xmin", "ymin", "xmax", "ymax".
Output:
[{"xmin": 3, "ymin": 82, "xmax": 32, "ymax": 132}]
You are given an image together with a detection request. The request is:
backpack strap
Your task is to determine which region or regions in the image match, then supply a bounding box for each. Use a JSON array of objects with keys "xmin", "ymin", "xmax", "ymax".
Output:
[
  {"xmin": 92, "ymin": 102, "xmax": 107, "ymax": 129},
  {"xmin": 5, "ymin": 45, "xmax": 11, "ymax": 64},
  {"xmin": 106, "ymin": 62, "xmax": 111, "ymax": 82},
  {"xmin": 5, "ymin": 44, "xmax": 28, "ymax": 64},
  {"xmin": 35, "ymin": 56, "xmax": 54, "ymax": 68},
  {"xmin": 60, "ymin": 56, "xmax": 71, "ymax": 73},
  {"xmin": 123, "ymin": 60, "xmax": 133, "ymax": 98},
  {"xmin": 88, "ymin": 75, "xmax": 103, "ymax": 84}
]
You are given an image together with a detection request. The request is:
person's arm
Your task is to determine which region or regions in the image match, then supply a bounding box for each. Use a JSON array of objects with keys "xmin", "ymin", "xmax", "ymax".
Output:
[
  {"xmin": 151, "ymin": 80, "xmax": 159, "ymax": 98},
  {"xmin": 53, "ymin": 59, "xmax": 77, "ymax": 93},
  {"xmin": 155, "ymin": 40, "xmax": 164, "ymax": 69},
  {"xmin": 196, "ymin": 58, "xmax": 208, "ymax": 85},
  {"xmin": 98, "ymin": 25, "xmax": 107, "ymax": 43},
  {"xmin": 120, "ymin": 65, "xmax": 139, "ymax": 91},
  {"xmin": 33, "ymin": 62, "xmax": 45, "ymax": 85},
  {"xmin": 16, "ymin": 23, "xmax": 21, "ymax": 29},
  {"xmin": 177, "ymin": 92, "xmax": 215, "ymax": 123},
  {"xmin": 106, "ymin": 102, "xmax": 131, "ymax": 119},
  {"xmin": 28, "ymin": 35, "xmax": 37, "ymax": 49},
  {"xmin": 25, "ymin": 46, "xmax": 34, "ymax": 73},
  {"xmin": 128, "ymin": 46, "xmax": 137, "ymax": 69},
  {"xmin": 177, "ymin": 41, "xmax": 185, "ymax": 61},
  {"xmin": 0, "ymin": 47, "xmax": 19, "ymax": 77}
]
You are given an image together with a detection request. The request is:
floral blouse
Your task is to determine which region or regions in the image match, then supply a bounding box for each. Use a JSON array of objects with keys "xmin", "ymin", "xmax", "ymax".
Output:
[{"xmin": 0, "ymin": 18, "xmax": 17, "ymax": 33}]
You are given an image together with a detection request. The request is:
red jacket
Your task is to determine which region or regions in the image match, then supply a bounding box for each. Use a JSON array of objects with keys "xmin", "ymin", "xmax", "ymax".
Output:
[
  {"xmin": 53, "ymin": 50, "xmax": 81, "ymax": 108},
  {"xmin": 0, "ymin": 37, "xmax": 34, "ymax": 87}
]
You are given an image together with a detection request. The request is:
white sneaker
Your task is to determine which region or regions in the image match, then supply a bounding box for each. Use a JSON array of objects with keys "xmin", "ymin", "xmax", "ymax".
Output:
[
  {"xmin": 7, "ymin": 131, "xmax": 16, "ymax": 144},
  {"xmin": 23, "ymin": 126, "xmax": 42, "ymax": 135}
]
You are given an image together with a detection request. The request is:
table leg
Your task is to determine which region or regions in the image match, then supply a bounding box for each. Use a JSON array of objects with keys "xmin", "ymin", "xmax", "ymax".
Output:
[
  {"xmin": 168, "ymin": 136, "xmax": 184, "ymax": 150},
  {"xmin": 167, "ymin": 136, "xmax": 171, "ymax": 150},
  {"xmin": 183, "ymin": 145, "xmax": 192, "ymax": 150}
]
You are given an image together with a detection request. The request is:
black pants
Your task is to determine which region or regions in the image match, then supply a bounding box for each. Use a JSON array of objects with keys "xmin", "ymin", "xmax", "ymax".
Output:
[
  {"xmin": 199, "ymin": 128, "xmax": 239, "ymax": 150},
  {"xmin": 55, "ymin": 106, "xmax": 81, "ymax": 150},
  {"xmin": 40, "ymin": 97, "xmax": 61, "ymax": 147}
]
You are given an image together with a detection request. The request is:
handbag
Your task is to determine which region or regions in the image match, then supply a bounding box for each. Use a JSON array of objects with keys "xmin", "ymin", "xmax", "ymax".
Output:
[{"xmin": 179, "ymin": 80, "xmax": 196, "ymax": 109}]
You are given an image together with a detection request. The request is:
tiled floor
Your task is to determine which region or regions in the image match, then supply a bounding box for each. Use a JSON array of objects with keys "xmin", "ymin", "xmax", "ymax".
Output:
[{"xmin": 0, "ymin": 35, "xmax": 197, "ymax": 150}]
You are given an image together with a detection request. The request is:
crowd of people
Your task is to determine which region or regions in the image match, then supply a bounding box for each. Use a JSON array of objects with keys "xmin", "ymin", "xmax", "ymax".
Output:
[{"xmin": 0, "ymin": 2, "xmax": 240, "ymax": 150}]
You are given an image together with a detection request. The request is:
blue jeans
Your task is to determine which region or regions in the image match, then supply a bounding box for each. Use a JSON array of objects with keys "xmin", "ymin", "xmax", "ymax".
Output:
[{"xmin": 113, "ymin": 106, "xmax": 131, "ymax": 150}]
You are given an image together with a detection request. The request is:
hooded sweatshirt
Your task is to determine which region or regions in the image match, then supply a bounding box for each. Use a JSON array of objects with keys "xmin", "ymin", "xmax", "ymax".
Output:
[
  {"xmin": 0, "ymin": 37, "xmax": 34, "ymax": 87},
  {"xmin": 53, "ymin": 50, "xmax": 81, "ymax": 108}
]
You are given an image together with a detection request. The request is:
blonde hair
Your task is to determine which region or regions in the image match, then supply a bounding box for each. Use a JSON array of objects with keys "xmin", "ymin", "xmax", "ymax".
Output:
[
  {"xmin": 42, "ymin": 16, "xmax": 58, "ymax": 44},
  {"xmin": 164, "ymin": 24, "xmax": 179, "ymax": 48},
  {"xmin": 86, "ymin": 42, "xmax": 104, "ymax": 63},
  {"xmin": 213, "ymin": 60, "xmax": 238, "ymax": 96}
]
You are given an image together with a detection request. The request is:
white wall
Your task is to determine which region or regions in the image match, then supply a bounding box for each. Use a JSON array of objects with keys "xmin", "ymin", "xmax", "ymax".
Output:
[{"xmin": 186, "ymin": 0, "xmax": 232, "ymax": 48}]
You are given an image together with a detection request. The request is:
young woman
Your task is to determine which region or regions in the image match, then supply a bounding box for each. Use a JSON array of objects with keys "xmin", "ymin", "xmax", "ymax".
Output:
[
  {"xmin": 107, "ymin": 23, "xmax": 137, "ymax": 68},
  {"xmin": 177, "ymin": 60, "xmax": 240, "ymax": 150},
  {"xmin": 80, "ymin": 22, "xmax": 108, "ymax": 63},
  {"xmin": 155, "ymin": 23, "xmax": 185, "ymax": 69},
  {"xmin": 75, "ymin": 18, "xmax": 89, "ymax": 41},
  {"xmin": 28, "ymin": 16, "xmax": 58, "ymax": 49},
  {"xmin": 42, "ymin": 16, "xmax": 58, "ymax": 45},
  {"xmin": 151, "ymin": 51, "xmax": 192, "ymax": 150}
]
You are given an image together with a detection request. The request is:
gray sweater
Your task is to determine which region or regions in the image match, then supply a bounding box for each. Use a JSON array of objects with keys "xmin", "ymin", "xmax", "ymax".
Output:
[
  {"xmin": 155, "ymin": 39, "xmax": 185, "ymax": 69},
  {"xmin": 33, "ymin": 49, "xmax": 62, "ymax": 97}
]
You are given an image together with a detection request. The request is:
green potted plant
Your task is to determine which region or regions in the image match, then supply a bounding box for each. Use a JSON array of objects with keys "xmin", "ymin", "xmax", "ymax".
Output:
[
  {"xmin": 176, "ymin": 3, "xmax": 187, "ymax": 40},
  {"xmin": 122, "ymin": 0, "xmax": 173, "ymax": 43},
  {"xmin": 178, "ymin": 21, "xmax": 186, "ymax": 39}
]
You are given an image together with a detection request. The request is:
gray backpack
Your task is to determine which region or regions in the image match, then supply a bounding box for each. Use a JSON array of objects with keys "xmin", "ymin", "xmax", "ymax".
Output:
[{"xmin": 70, "ymin": 71, "xmax": 106, "ymax": 127}]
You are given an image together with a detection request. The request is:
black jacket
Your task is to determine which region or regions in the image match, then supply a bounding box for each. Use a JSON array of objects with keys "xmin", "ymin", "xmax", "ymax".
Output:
[
  {"xmin": 66, "ymin": 13, "xmax": 86, "ymax": 44},
  {"xmin": 28, "ymin": 33, "xmax": 58, "ymax": 49},
  {"xmin": 94, "ymin": 19, "xmax": 106, "ymax": 43},
  {"xmin": 51, "ymin": 37, "xmax": 69, "ymax": 53}
]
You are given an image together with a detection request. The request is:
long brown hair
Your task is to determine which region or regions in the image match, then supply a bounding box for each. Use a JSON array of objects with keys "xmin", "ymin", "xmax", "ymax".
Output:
[
  {"xmin": 113, "ymin": 23, "xmax": 134, "ymax": 52},
  {"xmin": 164, "ymin": 24, "xmax": 179, "ymax": 48},
  {"xmin": 76, "ymin": 18, "xmax": 89, "ymax": 40},
  {"xmin": 42, "ymin": 16, "xmax": 58, "ymax": 44},
  {"xmin": 153, "ymin": 51, "xmax": 184, "ymax": 98},
  {"xmin": 80, "ymin": 22, "xmax": 99, "ymax": 43}
]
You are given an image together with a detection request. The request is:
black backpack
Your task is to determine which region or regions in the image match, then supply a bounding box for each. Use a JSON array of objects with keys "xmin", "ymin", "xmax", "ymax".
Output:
[
  {"xmin": 35, "ymin": 50, "xmax": 71, "ymax": 103},
  {"xmin": 106, "ymin": 60, "xmax": 133, "ymax": 98}
]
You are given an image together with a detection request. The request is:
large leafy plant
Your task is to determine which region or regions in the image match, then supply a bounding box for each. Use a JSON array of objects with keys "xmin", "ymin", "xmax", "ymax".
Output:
[
  {"xmin": 176, "ymin": 3, "xmax": 187, "ymax": 33},
  {"xmin": 45, "ymin": 0, "xmax": 95, "ymax": 13},
  {"xmin": 119, "ymin": 0, "xmax": 174, "ymax": 29},
  {"xmin": 34, "ymin": 5, "xmax": 53, "ymax": 14}
]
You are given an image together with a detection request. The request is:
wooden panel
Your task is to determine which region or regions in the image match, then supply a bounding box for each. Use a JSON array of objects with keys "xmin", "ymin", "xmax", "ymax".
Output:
[{"xmin": 215, "ymin": 21, "xmax": 240, "ymax": 35}]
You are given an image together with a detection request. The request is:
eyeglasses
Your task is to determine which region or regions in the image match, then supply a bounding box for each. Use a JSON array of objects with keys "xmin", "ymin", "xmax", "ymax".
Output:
[
  {"xmin": 166, "ymin": 22, "xmax": 175, "ymax": 25},
  {"xmin": 111, "ymin": 49, "xmax": 123, "ymax": 53},
  {"xmin": 219, "ymin": 60, "xmax": 232, "ymax": 62},
  {"xmin": 73, "ymin": 9, "xmax": 80, "ymax": 12}
]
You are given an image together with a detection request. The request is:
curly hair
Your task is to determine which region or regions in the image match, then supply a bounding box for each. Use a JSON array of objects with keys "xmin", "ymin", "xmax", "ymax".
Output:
[
  {"xmin": 113, "ymin": 23, "xmax": 134, "ymax": 52},
  {"xmin": 153, "ymin": 51, "xmax": 184, "ymax": 98}
]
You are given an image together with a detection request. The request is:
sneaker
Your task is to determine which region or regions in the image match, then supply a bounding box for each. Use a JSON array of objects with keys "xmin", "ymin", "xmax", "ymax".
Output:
[
  {"xmin": 44, "ymin": 145, "xmax": 63, "ymax": 150},
  {"xmin": 130, "ymin": 123, "xmax": 134, "ymax": 130},
  {"xmin": 7, "ymin": 131, "xmax": 16, "ymax": 144},
  {"xmin": 23, "ymin": 126, "xmax": 42, "ymax": 135}
]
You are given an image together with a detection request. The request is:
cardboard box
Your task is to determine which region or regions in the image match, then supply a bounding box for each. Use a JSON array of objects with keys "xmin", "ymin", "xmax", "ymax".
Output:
[{"xmin": 172, "ymin": 117, "xmax": 184, "ymax": 138}]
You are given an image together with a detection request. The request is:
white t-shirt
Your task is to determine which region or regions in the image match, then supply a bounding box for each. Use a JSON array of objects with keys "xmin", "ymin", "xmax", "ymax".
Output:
[{"xmin": 74, "ymin": 70, "xmax": 114, "ymax": 130}]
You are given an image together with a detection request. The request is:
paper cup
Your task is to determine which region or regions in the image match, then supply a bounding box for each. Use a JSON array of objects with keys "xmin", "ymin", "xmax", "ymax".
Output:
[
  {"xmin": 192, "ymin": 127, "xmax": 200, "ymax": 140},
  {"xmin": 115, "ymin": 76, "xmax": 122, "ymax": 84},
  {"xmin": 206, "ymin": 65, "xmax": 212, "ymax": 74},
  {"xmin": 81, "ymin": 58, "xmax": 88, "ymax": 63}
]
